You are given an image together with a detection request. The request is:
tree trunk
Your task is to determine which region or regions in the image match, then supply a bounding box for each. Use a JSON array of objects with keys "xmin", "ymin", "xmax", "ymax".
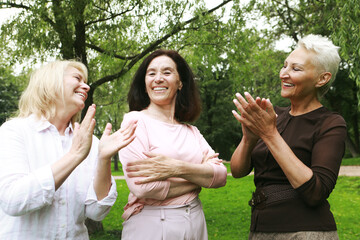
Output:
[
  {"xmin": 82, "ymin": 86, "xmax": 95, "ymax": 120},
  {"xmin": 351, "ymin": 85, "xmax": 360, "ymax": 149},
  {"xmin": 74, "ymin": 0, "xmax": 88, "ymax": 66},
  {"xmin": 114, "ymin": 154, "xmax": 119, "ymax": 171},
  {"xmin": 85, "ymin": 218, "xmax": 104, "ymax": 235},
  {"xmin": 52, "ymin": 0, "xmax": 75, "ymax": 59}
]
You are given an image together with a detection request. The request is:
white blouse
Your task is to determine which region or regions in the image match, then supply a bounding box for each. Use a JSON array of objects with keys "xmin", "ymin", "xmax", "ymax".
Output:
[{"xmin": 0, "ymin": 115, "xmax": 117, "ymax": 239}]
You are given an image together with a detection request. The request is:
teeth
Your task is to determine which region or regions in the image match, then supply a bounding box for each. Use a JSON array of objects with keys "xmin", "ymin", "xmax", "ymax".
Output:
[
  {"xmin": 76, "ymin": 92, "xmax": 85, "ymax": 98},
  {"xmin": 153, "ymin": 87, "xmax": 167, "ymax": 91},
  {"xmin": 283, "ymin": 83, "xmax": 294, "ymax": 87}
]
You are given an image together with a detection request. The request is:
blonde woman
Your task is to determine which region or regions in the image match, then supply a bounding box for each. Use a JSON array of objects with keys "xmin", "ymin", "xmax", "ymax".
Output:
[{"xmin": 0, "ymin": 60, "xmax": 137, "ymax": 239}]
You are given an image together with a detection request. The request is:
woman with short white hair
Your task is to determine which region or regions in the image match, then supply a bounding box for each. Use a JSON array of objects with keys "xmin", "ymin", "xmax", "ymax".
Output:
[
  {"xmin": 0, "ymin": 60, "xmax": 137, "ymax": 239},
  {"xmin": 231, "ymin": 34, "xmax": 346, "ymax": 239}
]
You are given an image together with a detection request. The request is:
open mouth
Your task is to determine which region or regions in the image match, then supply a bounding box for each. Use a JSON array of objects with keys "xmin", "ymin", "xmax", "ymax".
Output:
[
  {"xmin": 283, "ymin": 82, "xmax": 295, "ymax": 87},
  {"xmin": 75, "ymin": 92, "xmax": 86, "ymax": 99},
  {"xmin": 153, "ymin": 87, "xmax": 167, "ymax": 91}
]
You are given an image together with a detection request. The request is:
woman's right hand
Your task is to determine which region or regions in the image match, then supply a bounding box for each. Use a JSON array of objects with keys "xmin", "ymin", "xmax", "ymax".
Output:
[
  {"xmin": 232, "ymin": 94, "xmax": 260, "ymax": 143},
  {"xmin": 69, "ymin": 104, "xmax": 96, "ymax": 162},
  {"xmin": 230, "ymin": 93, "xmax": 264, "ymax": 178},
  {"xmin": 240, "ymin": 124, "xmax": 259, "ymax": 143},
  {"xmin": 201, "ymin": 150, "xmax": 222, "ymax": 165}
]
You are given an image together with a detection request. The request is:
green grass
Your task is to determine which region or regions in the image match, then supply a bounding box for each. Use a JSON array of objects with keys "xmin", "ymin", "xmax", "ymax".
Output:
[
  {"xmin": 328, "ymin": 176, "xmax": 360, "ymax": 239},
  {"xmin": 90, "ymin": 176, "xmax": 360, "ymax": 240},
  {"xmin": 110, "ymin": 163, "xmax": 124, "ymax": 176},
  {"xmin": 341, "ymin": 157, "xmax": 360, "ymax": 166}
]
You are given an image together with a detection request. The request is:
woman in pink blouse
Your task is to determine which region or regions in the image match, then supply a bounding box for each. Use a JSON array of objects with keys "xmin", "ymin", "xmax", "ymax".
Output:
[{"xmin": 119, "ymin": 49, "xmax": 227, "ymax": 240}]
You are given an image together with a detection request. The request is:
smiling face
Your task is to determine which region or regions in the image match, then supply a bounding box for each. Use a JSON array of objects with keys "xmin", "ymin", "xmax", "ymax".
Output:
[
  {"xmin": 145, "ymin": 55, "xmax": 182, "ymax": 107},
  {"xmin": 61, "ymin": 66, "xmax": 90, "ymax": 115},
  {"xmin": 279, "ymin": 47, "xmax": 322, "ymax": 101}
]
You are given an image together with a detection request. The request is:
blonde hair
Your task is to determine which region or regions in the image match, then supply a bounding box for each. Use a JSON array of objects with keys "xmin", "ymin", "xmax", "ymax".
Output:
[
  {"xmin": 18, "ymin": 60, "xmax": 88, "ymax": 123},
  {"xmin": 297, "ymin": 34, "xmax": 341, "ymax": 98}
]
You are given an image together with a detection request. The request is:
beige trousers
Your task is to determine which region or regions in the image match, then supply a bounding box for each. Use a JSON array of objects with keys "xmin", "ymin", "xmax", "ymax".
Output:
[{"xmin": 121, "ymin": 198, "xmax": 208, "ymax": 240}]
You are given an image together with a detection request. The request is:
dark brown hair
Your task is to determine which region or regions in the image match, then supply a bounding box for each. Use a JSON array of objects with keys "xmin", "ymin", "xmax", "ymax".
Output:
[{"xmin": 127, "ymin": 49, "xmax": 201, "ymax": 122}]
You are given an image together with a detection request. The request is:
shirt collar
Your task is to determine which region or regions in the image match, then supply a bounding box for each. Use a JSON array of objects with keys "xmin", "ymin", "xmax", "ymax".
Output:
[{"xmin": 28, "ymin": 114, "xmax": 73, "ymax": 134}]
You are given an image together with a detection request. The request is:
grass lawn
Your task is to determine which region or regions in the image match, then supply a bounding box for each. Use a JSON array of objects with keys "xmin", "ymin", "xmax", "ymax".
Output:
[
  {"xmin": 341, "ymin": 157, "xmax": 360, "ymax": 166},
  {"xmin": 90, "ymin": 175, "xmax": 360, "ymax": 240}
]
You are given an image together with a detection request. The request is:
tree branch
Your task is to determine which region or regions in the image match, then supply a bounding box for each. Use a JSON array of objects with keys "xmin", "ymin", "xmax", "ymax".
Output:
[
  {"xmin": 0, "ymin": 2, "xmax": 30, "ymax": 9},
  {"xmin": 90, "ymin": 0, "xmax": 233, "ymax": 89},
  {"xmin": 85, "ymin": 2, "xmax": 139, "ymax": 26},
  {"xmin": 0, "ymin": 2, "xmax": 56, "ymax": 29},
  {"xmin": 86, "ymin": 43, "xmax": 138, "ymax": 60},
  {"xmin": 271, "ymin": 0, "xmax": 308, "ymax": 22}
]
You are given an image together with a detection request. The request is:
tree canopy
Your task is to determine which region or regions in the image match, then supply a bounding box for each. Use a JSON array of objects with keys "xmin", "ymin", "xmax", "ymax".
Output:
[{"xmin": 1, "ymin": 0, "xmax": 359, "ymax": 158}]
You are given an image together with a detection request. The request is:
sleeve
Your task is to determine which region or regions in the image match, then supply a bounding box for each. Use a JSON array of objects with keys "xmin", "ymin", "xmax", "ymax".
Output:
[
  {"xmin": 0, "ymin": 120, "xmax": 55, "ymax": 216},
  {"xmin": 84, "ymin": 176, "xmax": 118, "ymax": 221},
  {"xmin": 295, "ymin": 114, "xmax": 347, "ymax": 207},
  {"xmin": 118, "ymin": 113, "xmax": 170, "ymax": 200},
  {"xmin": 193, "ymin": 126, "xmax": 227, "ymax": 188}
]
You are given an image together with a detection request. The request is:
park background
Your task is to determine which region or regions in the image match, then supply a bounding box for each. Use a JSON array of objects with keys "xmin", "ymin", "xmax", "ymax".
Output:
[{"xmin": 0, "ymin": 0, "xmax": 359, "ymax": 239}]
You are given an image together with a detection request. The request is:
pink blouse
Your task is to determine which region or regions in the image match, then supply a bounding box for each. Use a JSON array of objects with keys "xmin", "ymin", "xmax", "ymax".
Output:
[{"xmin": 119, "ymin": 111, "xmax": 227, "ymax": 220}]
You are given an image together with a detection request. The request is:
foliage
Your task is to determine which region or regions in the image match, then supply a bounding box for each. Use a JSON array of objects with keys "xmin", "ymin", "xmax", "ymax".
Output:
[
  {"xmin": 0, "ymin": 81, "xmax": 19, "ymax": 124},
  {"xmin": 0, "ymin": 0, "xmax": 233, "ymax": 118},
  {"xmin": 326, "ymin": 0, "xmax": 360, "ymax": 157},
  {"xmin": 0, "ymin": 66, "xmax": 27, "ymax": 124},
  {"xmin": 91, "ymin": 176, "xmax": 360, "ymax": 240},
  {"xmin": 327, "ymin": 0, "xmax": 360, "ymax": 89},
  {"xmin": 325, "ymin": 68, "xmax": 360, "ymax": 157}
]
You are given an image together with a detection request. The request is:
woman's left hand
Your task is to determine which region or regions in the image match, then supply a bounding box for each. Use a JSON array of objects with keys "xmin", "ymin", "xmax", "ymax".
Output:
[
  {"xmin": 98, "ymin": 120, "xmax": 137, "ymax": 161},
  {"xmin": 201, "ymin": 149, "xmax": 222, "ymax": 165},
  {"xmin": 126, "ymin": 152, "xmax": 180, "ymax": 184},
  {"xmin": 233, "ymin": 92, "xmax": 277, "ymax": 140}
]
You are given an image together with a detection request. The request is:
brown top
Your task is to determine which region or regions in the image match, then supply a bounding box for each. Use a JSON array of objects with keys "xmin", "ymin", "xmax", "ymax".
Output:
[{"xmin": 250, "ymin": 106, "xmax": 347, "ymax": 232}]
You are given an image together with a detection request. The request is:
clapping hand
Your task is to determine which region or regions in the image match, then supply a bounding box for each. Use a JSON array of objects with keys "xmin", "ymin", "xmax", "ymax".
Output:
[
  {"xmin": 232, "ymin": 92, "xmax": 277, "ymax": 140},
  {"xmin": 70, "ymin": 104, "xmax": 96, "ymax": 161},
  {"xmin": 98, "ymin": 120, "xmax": 137, "ymax": 161}
]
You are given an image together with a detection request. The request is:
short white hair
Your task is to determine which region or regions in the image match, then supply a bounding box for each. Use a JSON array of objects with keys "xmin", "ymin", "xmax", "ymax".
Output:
[{"xmin": 297, "ymin": 34, "xmax": 341, "ymax": 97}]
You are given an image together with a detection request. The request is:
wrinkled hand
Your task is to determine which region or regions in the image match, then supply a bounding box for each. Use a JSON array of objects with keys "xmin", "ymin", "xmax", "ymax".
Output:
[
  {"xmin": 201, "ymin": 149, "xmax": 222, "ymax": 165},
  {"xmin": 232, "ymin": 92, "xmax": 277, "ymax": 140},
  {"xmin": 70, "ymin": 104, "xmax": 96, "ymax": 161},
  {"xmin": 126, "ymin": 152, "xmax": 180, "ymax": 184},
  {"xmin": 232, "ymin": 94, "xmax": 260, "ymax": 142},
  {"xmin": 98, "ymin": 120, "xmax": 137, "ymax": 161}
]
